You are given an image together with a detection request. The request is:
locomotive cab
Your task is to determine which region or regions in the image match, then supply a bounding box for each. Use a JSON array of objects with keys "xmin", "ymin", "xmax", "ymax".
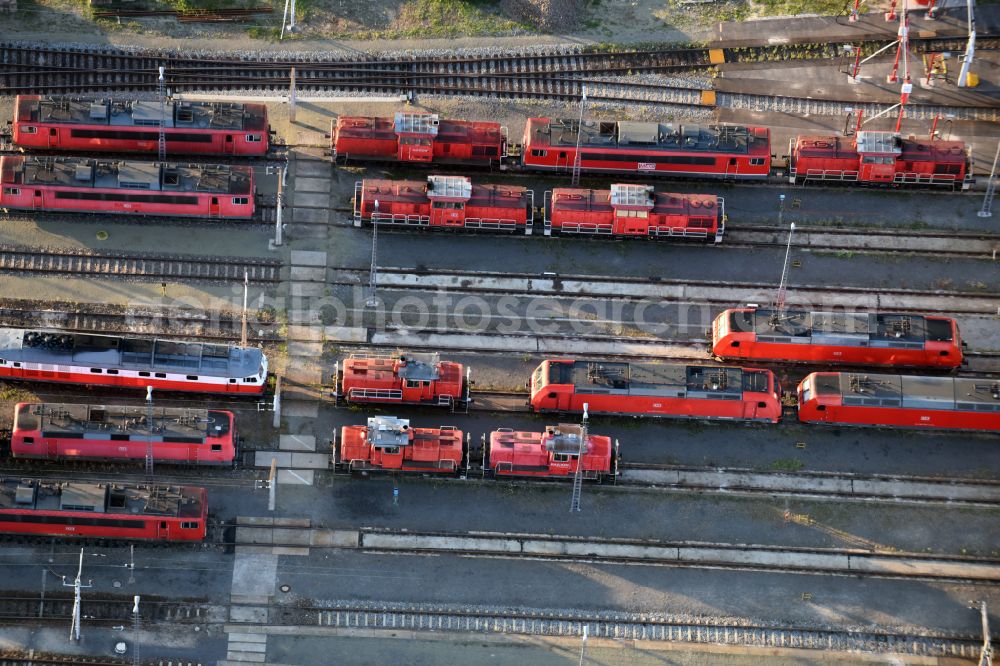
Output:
[{"xmin": 857, "ymin": 132, "xmax": 901, "ymax": 183}]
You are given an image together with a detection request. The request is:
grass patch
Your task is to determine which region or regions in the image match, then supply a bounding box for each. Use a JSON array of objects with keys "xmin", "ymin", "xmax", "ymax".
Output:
[
  {"xmin": 341, "ymin": 0, "xmax": 530, "ymax": 39},
  {"xmin": 769, "ymin": 457, "xmax": 804, "ymax": 472},
  {"xmin": 751, "ymin": 0, "xmax": 847, "ymax": 16}
]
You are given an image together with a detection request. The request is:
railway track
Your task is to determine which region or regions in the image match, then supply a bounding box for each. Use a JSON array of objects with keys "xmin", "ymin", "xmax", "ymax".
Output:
[
  {"xmin": 332, "ymin": 266, "xmax": 1000, "ymax": 316},
  {"xmin": 0, "ymin": 594, "xmax": 213, "ymax": 626},
  {"xmin": 224, "ymin": 524, "xmax": 1000, "ymax": 583},
  {"xmin": 0, "ymin": 595, "xmax": 992, "ymax": 661},
  {"xmin": 2, "ymin": 44, "xmax": 998, "ymax": 120},
  {"xmin": 724, "ymin": 224, "xmax": 1000, "ymax": 258},
  {"xmin": 280, "ymin": 600, "xmax": 994, "ymax": 659},
  {"xmin": 0, "ymin": 245, "xmax": 282, "ymax": 284},
  {"xmin": 0, "ymin": 304, "xmax": 280, "ymax": 343}
]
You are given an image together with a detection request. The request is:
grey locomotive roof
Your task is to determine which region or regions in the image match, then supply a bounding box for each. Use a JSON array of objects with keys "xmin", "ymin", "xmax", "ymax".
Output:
[
  {"xmin": 856, "ymin": 131, "xmax": 902, "ymax": 155},
  {"xmin": 395, "ymin": 353, "xmax": 441, "ymax": 382},
  {"xmin": 814, "ymin": 373, "xmax": 1000, "ymax": 410},
  {"xmin": 17, "ymin": 402, "xmax": 228, "ymax": 441},
  {"xmin": 731, "ymin": 310, "xmax": 951, "ymax": 345},
  {"xmin": 9, "ymin": 157, "xmax": 248, "ymax": 194},
  {"xmin": 367, "ymin": 416, "xmax": 412, "ymax": 448},
  {"xmin": 30, "ymin": 97, "xmax": 257, "ymax": 130},
  {"xmin": 537, "ymin": 120, "xmax": 758, "ymax": 154},
  {"xmin": 554, "ymin": 360, "xmax": 768, "ymax": 398},
  {"xmin": 0, "ymin": 478, "xmax": 203, "ymax": 517},
  {"xmin": 0, "ymin": 328, "xmax": 263, "ymax": 379},
  {"xmin": 544, "ymin": 424, "xmax": 588, "ymax": 455}
]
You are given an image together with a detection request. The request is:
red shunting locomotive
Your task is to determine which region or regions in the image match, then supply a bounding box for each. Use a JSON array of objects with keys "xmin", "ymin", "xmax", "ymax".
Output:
[
  {"xmin": 336, "ymin": 416, "xmax": 466, "ymax": 474},
  {"xmin": 332, "ymin": 112, "xmax": 507, "ymax": 166},
  {"xmin": 798, "ymin": 372, "xmax": 1000, "ymax": 431},
  {"xmin": 12, "ymin": 402, "xmax": 237, "ymax": 465},
  {"xmin": 0, "ymin": 156, "xmax": 255, "ymax": 219},
  {"xmin": 486, "ymin": 424, "xmax": 616, "ymax": 481},
  {"xmin": 712, "ymin": 308, "xmax": 963, "ymax": 369},
  {"xmin": 789, "ymin": 130, "xmax": 972, "ymax": 189},
  {"xmin": 545, "ymin": 183, "xmax": 725, "ymax": 242},
  {"xmin": 336, "ymin": 353, "xmax": 470, "ymax": 409},
  {"xmin": 522, "ymin": 118, "xmax": 771, "ymax": 180},
  {"xmin": 12, "ymin": 95, "xmax": 271, "ymax": 156},
  {"xmin": 354, "ymin": 175, "xmax": 534, "ymax": 233},
  {"xmin": 530, "ymin": 359, "xmax": 782, "ymax": 423},
  {"xmin": 0, "ymin": 479, "xmax": 207, "ymax": 542}
]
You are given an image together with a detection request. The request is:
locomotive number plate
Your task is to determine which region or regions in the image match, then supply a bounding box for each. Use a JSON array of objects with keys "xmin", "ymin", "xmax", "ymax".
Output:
[{"xmin": 637, "ymin": 162, "xmax": 656, "ymax": 171}]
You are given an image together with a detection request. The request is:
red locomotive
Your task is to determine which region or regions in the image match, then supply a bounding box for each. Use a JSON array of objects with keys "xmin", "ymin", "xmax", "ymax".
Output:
[
  {"xmin": 332, "ymin": 112, "xmax": 507, "ymax": 166},
  {"xmin": 354, "ymin": 175, "xmax": 534, "ymax": 233},
  {"xmin": 788, "ymin": 130, "xmax": 972, "ymax": 189},
  {"xmin": 530, "ymin": 359, "xmax": 781, "ymax": 423},
  {"xmin": 336, "ymin": 352, "xmax": 469, "ymax": 408},
  {"xmin": 522, "ymin": 118, "xmax": 771, "ymax": 180},
  {"xmin": 486, "ymin": 424, "xmax": 616, "ymax": 481},
  {"xmin": 712, "ymin": 308, "xmax": 963, "ymax": 369},
  {"xmin": 0, "ymin": 328, "xmax": 268, "ymax": 395},
  {"xmin": 545, "ymin": 183, "xmax": 725, "ymax": 242},
  {"xmin": 798, "ymin": 372, "xmax": 1000, "ymax": 432},
  {"xmin": 0, "ymin": 156, "xmax": 255, "ymax": 219},
  {"xmin": 0, "ymin": 478, "xmax": 207, "ymax": 541},
  {"xmin": 335, "ymin": 416, "xmax": 465, "ymax": 474},
  {"xmin": 12, "ymin": 402, "xmax": 237, "ymax": 465},
  {"xmin": 12, "ymin": 95, "xmax": 270, "ymax": 156}
]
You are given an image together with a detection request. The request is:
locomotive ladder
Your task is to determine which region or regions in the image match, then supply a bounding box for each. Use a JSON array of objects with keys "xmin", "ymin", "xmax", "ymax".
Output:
[{"xmin": 569, "ymin": 404, "xmax": 588, "ymax": 513}]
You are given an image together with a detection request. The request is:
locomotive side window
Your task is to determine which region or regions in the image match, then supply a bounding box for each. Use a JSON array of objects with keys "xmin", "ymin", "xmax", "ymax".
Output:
[
  {"xmin": 233, "ymin": 197, "xmax": 249, "ymax": 205},
  {"xmin": 106, "ymin": 369, "xmax": 118, "ymax": 375},
  {"xmin": 531, "ymin": 149, "xmax": 547, "ymax": 157},
  {"xmin": 180, "ymin": 521, "xmax": 199, "ymax": 529},
  {"xmin": 22, "ymin": 437, "xmax": 34, "ymax": 444},
  {"xmin": 758, "ymin": 401, "xmax": 767, "ymax": 408},
  {"xmin": 139, "ymin": 371, "xmax": 150, "ymax": 377},
  {"xmin": 3, "ymin": 188, "xmax": 19, "ymax": 196},
  {"xmin": 90, "ymin": 368, "xmax": 102, "ymax": 374},
  {"xmin": 211, "ymin": 445, "xmax": 222, "ymax": 451},
  {"xmin": 155, "ymin": 373, "xmax": 166, "ymax": 378},
  {"xmin": 49, "ymin": 128, "xmax": 57, "ymax": 136},
  {"xmin": 246, "ymin": 134, "xmax": 262, "ymax": 142},
  {"xmin": 186, "ymin": 375, "xmax": 199, "ymax": 381},
  {"xmin": 749, "ymin": 158, "xmax": 766, "ymax": 166},
  {"xmin": 22, "ymin": 126, "xmax": 37, "ymax": 134}
]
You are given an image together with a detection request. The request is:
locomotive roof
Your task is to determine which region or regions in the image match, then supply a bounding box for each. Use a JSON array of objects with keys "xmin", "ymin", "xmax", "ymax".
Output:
[
  {"xmin": 729, "ymin": 309, "xmax": 953, "ymax": 344},
  {"xmin": 549, "ymin": 360, "xmax": 769, "ymax": 397},
  {"xmin": 0, "ymin": 328, "xmax": 264, "ymax": 379},
  {"xmin": 550, "ymin": 187, "xmax": 719, "ymax": 214},
  {"xmin": 0, "ymin": 477, "xmax": 205, "ymax": 517},
  {"xmin": 16, "ymin": 402, "xmax": 230, "ymax": 441},
  {"xmin": 542, "ymin": 424, "xmax": 589, "ymax": 455},
  {"xmin": 426, "ymin": 175, "xmax": 472, "ymax": 200},
  {"xmin": 366, "ymin": 416, "xmax": 412, "ymax": 448},
  {"xmin": 2, "ymin": 156, "xmax": 251, "ymax": 195},
  {"xmin": 530, "ymin": 118, "xmax": 765, "ymax": 154},
  {"xmin": 336, "ymin": 115, "xmax": 503, "ymax": 143},
  {"xmin": 796, "ymin": 133, "xmax": 967, "ymax": 163},
  {"xmin": 17, "ymin": 95, "xmax": 266, "ymax": 131},
  {"xmin": 813, "ymin": 373, "xmax": 1000, "ymax": 411},
  {"xmin": 362, "ymin": 178, "xmax": 527, "ymax": 208},
  {"xmin": 855, "ymin": 131, "xmax": 902, "ymax": 155}
]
